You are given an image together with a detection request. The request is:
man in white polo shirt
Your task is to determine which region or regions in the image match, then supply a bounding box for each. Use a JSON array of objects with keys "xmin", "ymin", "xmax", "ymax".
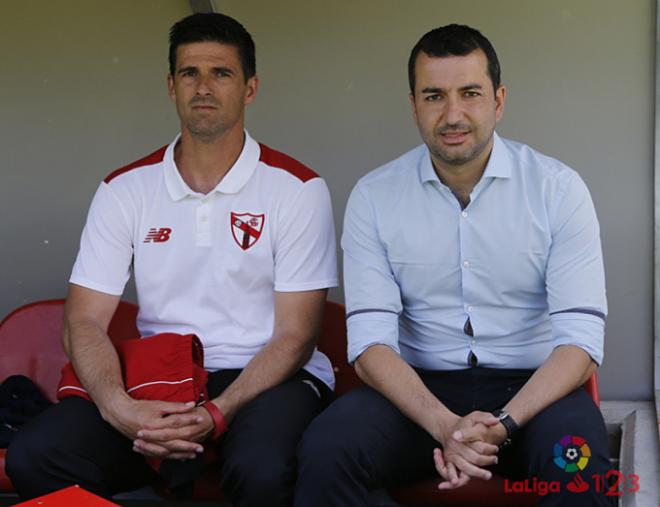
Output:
[{"xmin": 7, "ymin": 13, "xmax": 337, "ymax": 506}]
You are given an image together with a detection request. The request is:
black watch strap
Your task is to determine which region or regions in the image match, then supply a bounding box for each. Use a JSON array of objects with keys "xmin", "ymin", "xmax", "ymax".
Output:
[{"xmin": 493, "ymin": 409, "xmax": 519, "ymax": 447}]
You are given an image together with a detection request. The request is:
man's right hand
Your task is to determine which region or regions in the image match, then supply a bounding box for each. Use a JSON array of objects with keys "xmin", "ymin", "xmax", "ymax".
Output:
[
  {"xmin": 100, "ymin": 395, "xmax": 203, "ymax": 460},
  {"xmin": 432, "ymin": 411, "xmax": 500, "ymax": 489},
  {"xmin": 63, "ymin": 286, "xmax": 204, "ymax": 460},
  {"xmin": 354, "ymin": 346, "xmax": 500, "ymax": 490}
]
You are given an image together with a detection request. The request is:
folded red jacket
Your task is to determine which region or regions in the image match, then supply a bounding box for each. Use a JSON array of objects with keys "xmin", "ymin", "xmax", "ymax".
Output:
[{"xmin": 57, "ymin": 333, "xmax": 209, "ymax": 405}]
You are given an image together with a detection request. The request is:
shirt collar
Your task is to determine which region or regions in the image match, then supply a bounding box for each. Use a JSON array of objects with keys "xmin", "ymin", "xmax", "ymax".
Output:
[
  {"xmin": 419, "ymin": 147, "xmax": 439, "ymax": 184},
  {"xmin": 419, "ymin": 131, "xmax": 511, "ymax": 184},
  {"xmin": 482, "ymin": 132, "xmax": 511, "ymax": 179},
  {"xmin": 164, "ymin": 130, "xmax": 260, "ymax": 201}
]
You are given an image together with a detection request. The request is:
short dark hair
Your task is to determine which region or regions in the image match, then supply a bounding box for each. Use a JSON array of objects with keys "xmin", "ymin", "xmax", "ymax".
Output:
[
  {"xmin": 408, "ymin": 24, "xmax": 501, "ymax": 94},
  {"xmin": 168, "ymin": 13, "xmax": 256, "ymax": 81}
]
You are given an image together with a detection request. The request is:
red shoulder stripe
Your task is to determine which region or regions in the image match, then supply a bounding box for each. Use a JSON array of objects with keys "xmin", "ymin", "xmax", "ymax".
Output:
[
  {"xmin": 258, "ymin": 143, "xmax": 318, "ymax": 182},
  {"xmin": 103, "ymin": 145, "xmax": 168, "ymax": 184}
]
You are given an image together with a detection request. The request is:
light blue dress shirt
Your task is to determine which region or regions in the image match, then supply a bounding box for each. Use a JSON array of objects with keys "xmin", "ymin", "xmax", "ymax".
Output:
[{"xmin": 342, "ymin": 132, "xmax": 606, "ymax": 370}]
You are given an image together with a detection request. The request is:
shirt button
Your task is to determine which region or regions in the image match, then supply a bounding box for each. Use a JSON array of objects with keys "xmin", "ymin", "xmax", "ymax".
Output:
[
  {"xmin": 463, "ymin": 260, "xmax": 471, "ymax": 268},
  {"xmin": 200, "ymin": 216, "xmax": 208, "ymax": 222},
  {"xmin": 467, "ymin": 305, "xmax": 474, "ymax": 313},
  {"xmin": 461, "ymin": 211, "xmax": 468, "ymax": 218},
  {"xmin": 471, "ymin": 339, "xmax": 476, "ymax": 346}
]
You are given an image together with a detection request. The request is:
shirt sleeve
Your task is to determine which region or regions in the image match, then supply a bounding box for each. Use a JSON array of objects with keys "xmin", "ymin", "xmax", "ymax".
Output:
[
  {"xmin": 342, "ymin": 182, "xmax": 402, "ymax": 363},
  {"xmin": 273, "ymin": 178, "xmax": 338, "ymax": 292},
  {"xmin": 69, "ymin": 182, "xmax": 133, "ymax": 295},
  {"xmin": 546, "ymin": 171, "xmax": 607, "ymax": 365}
]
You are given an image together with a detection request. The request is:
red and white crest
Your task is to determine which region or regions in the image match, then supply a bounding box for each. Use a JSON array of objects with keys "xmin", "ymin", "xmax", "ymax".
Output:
[{"xmin": 231, "ymin": 212, "xmax": 265, "ymax": 250}]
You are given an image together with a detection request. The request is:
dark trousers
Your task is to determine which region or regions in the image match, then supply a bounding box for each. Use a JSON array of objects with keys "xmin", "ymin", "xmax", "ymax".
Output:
[
  {"xmin": 295, "ymin": 368, "xmax": 611, "ymax": 507},
  {"xmin": 6, "ymin": 369, "xmax": 331, "ymax": 506}
]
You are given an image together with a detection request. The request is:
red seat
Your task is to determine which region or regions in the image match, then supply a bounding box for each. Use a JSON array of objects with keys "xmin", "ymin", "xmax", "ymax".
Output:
[
  {"xmin": 0, "ymin": 299, "xmax": 139, "ymax": 492},
  {"xmin": 316, "ymin": 301, "xmax": 362, "ymax": 396},
  {"xmin": 0, "ymin": 299, "xmax": 600, "ymax": 506}
]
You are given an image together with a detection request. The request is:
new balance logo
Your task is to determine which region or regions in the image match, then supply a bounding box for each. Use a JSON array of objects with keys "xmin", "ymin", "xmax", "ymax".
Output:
[{"xmin": 143, "ymin": 227, "xmax": 172, "ymax": 243}]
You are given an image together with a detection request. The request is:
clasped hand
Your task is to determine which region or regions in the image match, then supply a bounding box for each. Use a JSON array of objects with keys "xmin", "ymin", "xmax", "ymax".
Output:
[
  {"xmin": 107, "ymin": 398, "xmax": 215, "ymax": 461},
  {"xmin": 433, "ymin": 411, "xmax": 506, "ymax": 490}
]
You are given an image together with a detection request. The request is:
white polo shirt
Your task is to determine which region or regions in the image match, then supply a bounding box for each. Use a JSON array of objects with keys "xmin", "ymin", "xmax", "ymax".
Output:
[{"xmin": 70, "ymin": 131, "xmax": 339, "ymax": 388}]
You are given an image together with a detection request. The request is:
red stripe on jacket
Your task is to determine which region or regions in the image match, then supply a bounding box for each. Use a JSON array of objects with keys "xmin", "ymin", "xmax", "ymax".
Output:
[
  {"xmin": 258, "ymin": 143, "xmax": 318, "ymax": 182},
  {"xmin": 104, "ymin": 145, "xmax": 168, "ymax": 184}
]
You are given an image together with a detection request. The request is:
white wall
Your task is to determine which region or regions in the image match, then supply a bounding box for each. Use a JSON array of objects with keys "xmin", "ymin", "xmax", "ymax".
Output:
[{"xmin": 0, "ymin": 0, "xmax": 654, "ymax": 400}]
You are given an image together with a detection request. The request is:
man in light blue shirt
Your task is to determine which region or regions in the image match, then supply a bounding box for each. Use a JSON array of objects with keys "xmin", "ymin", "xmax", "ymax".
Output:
[{"xmin": 296, "ymin": 24, "xmax": 610, "ymax": 507}]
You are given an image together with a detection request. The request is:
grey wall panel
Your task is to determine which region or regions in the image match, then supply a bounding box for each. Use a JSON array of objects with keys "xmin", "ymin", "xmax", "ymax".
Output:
[
  {"xmin": 217, "ymin": 0, "xmax": 657, "ymax": 401},
  {"xmin": 0, "ymin": 0, "xmax": 190, "ymax": 311},
  {"xmin": 0, "ymin": 0, "xmax": 654, "ymax": 400}
]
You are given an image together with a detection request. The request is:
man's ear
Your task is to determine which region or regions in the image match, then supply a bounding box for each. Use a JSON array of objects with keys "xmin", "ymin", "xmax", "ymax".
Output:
[
  {"xmin": 409, "ymin": 92, "xmax": 419, "ymax": 124},
  {"xmin": 494, "ymin": 84, "xmax": 506, "ymax": 122},
  {"xmin": 167, "ymin": 73, "xmax": 176, "ymax": 102},
  {"xmin": 244, "ymin": 75, "xmax": 259, "ymax": 105}
]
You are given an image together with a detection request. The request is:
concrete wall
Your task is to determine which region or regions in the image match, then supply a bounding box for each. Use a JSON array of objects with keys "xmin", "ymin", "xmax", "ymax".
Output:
[
  {"xmin": 0, "ymin": 0, "xmax": 654, "ymax": 400},
  {"xmin": 0, "ymin": 0, "xmax": 190, "ymax": 311}
]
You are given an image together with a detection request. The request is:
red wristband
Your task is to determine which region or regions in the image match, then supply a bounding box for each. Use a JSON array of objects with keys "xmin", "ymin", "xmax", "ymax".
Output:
[{"xmin": 202, "ymin": 401, "xmax": 228, "ymax": 441}]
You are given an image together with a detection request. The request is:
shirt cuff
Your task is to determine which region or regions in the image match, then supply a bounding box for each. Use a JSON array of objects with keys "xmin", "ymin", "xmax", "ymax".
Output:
[
  {"xmin": 69, "ymin": 276, "xmax": 125, "ymax": 297},
  {"xmin": 346, "ymin": 310, "xmax": 400, "ymax": 363},
  {"xmin": 274, "ymin": 278, "xmax": 339, "ymax": 292},
  {"xmin": 551, "ymin": 312, "xmax": 605, "ymax": 365}
]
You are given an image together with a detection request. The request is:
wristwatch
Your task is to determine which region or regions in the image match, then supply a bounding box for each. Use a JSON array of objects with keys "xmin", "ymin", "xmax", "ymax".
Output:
[{"xmin": 492, "ymin": 409, "xmax": 519, "ymax": 448}]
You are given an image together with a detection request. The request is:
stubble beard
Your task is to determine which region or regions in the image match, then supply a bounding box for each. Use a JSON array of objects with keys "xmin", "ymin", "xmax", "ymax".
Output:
[
  {"xmin": 187, "ymin": 118, "xmax": 228, "ymax": 144},
  {"xmin": 429, "ymin": 126, "xmax": 492, "ymax": 167},
  {"xmin": 431, "ymin": 140, "xmax": 483, "ymax": 166},
  {"xmin": 184, "ymin": 96, "xmax": 237, "ymax": 144}
]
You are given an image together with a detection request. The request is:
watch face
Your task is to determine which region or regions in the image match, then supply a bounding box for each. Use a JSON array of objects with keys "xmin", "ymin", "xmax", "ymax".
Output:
[{"xmin": 494, "ymin": 409, "xmax": 508, "ymax": 420}]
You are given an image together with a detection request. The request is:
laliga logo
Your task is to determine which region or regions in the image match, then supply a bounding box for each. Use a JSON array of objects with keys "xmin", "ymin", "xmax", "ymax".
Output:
[
  {"xmin": 505, "ymin": 434, "xmax": 640, "ymax": 496},
  {"xmin": 553, "ymin": 435, "xmax": 591, "ymax": 472},
  {"xmin": 553, "ymin": 435, "xmax": 591, "ymax": 493},
  {"xmin": 504, "ymin": 435, "xmax": 591, "ymax": 496}
]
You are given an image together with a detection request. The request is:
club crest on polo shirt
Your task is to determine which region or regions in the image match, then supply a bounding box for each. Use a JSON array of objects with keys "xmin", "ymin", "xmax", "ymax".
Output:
[{"xmin": 231, "ymin": 212, "xmax": 265, "ymax": 251}]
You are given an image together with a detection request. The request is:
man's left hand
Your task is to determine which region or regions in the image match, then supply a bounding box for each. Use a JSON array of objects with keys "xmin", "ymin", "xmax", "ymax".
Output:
[
  {"xmin": 453, "ymin": 415, "xmax": 508, "ymax": 448},
  {"xmin": 132, "ymin": 406, "xmax": 215, "ymax": 460},
  {"xmin": 434, "ymin": 411, "xmax": 501, "ymax": 490}
]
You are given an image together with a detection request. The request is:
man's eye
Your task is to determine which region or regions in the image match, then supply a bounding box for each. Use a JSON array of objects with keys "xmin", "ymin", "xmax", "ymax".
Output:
[
  {"xmin": 182, "ymin": 70, "xmax": 196, "ymax": 77},
  {"xmin": 464, "ymin": 91, "xmax": 480, "ymax": 97},
  {"xmin": 425, "ymin": 94, "xmax": 442, "ymax": 102}
]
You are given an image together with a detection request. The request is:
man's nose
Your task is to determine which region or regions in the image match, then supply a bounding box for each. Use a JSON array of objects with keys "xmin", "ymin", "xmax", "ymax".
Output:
[
  {"xmin": 196, "ymin": 72, "xmax": 213, "ymax": 95},
  {"xmin": 444, "ymin": 95, "xmax": 465, "ymax": 124}
]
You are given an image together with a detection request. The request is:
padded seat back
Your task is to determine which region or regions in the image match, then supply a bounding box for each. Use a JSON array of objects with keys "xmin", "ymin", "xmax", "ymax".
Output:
[
  {"xmin": 0, "ymin": 299, "xmax": 139, "ymax": 403},
  {"xmin": 317, "ymin": 301, "xmax": 361, "ymax": 396}
]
